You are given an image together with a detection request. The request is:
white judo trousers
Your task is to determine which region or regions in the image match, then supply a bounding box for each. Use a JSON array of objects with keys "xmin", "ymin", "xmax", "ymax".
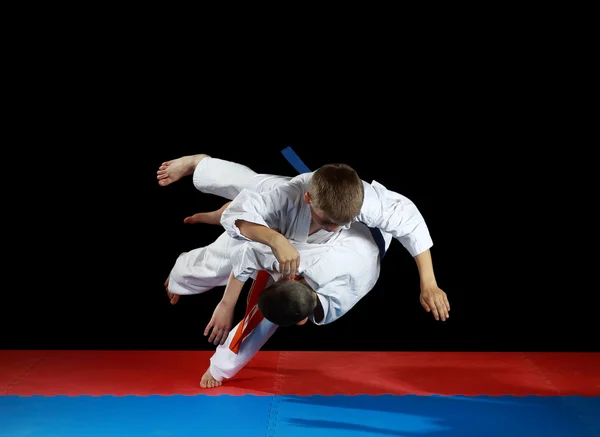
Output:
[{"xmin": 167, "ymin": 157, "xmax": 288, "ymax": 381}]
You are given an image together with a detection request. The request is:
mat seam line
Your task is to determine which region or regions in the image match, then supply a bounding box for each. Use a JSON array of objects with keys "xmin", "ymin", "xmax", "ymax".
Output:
[
  {"xmin": 273, "ymin": 350, "xmax": 286, "ymax": 396},
  {"xmin": 518, "ymin": 352, "xmax": 560, "ymax": 395},
  {"xmin": 265, "ymin": 351, "xmax": 286, "ymax": 437},
  {"xmin": 518, "ymin": 354, "xmax": 598, "ymax": 434},
  {"xmin": 2, "ymin": 355, "xmax": 46, "ymax": 394}
]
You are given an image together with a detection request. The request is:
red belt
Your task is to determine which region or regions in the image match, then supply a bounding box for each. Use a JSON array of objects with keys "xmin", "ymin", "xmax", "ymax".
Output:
[{"xmin": 228, "ymin": 270, "xmax": 270, "ymax": 354}]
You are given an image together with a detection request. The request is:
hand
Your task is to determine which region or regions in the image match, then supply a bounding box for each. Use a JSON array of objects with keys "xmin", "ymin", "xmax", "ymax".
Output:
[
  {"xmin": 419, "ymin": 283, "xmax": 450, "ymax": 321},
  {"xmin": 204, "ymin": 300, "xmax": 235, "ymax": 345},
  {"xmin": 271, "ymin": 236, "xmax": 300, "ymax": 280}
]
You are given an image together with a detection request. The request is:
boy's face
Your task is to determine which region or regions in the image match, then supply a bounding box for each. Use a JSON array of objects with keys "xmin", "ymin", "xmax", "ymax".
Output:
[{"xmin": 303, "ymin": 192, "xmax": 343, "ymax": 232}]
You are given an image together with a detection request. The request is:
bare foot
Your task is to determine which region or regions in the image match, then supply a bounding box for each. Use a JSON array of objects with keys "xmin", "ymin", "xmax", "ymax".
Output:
[
  {"xmin": 164, "ymin": 253, "xmax": 187, "ymax": 304},
  {"xmin": 164, "ymin": 276, "xmax": 180, "ymax": 305},
  {"xmin": 183, "ymin": 201, "xmax": 232, "ymax": 225},
  {"xmin": 200, "ymin": 368, "xmax": 222, "ymax": 388},
  {"xmin": 157, "ymin": 154, "xmax": 209, "ymax": 187}
]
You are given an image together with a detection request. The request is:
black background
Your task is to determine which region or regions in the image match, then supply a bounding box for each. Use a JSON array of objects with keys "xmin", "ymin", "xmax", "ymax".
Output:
[{"xmin": 1, "ymin": 44, "xmax": 594, "ymax": 353}]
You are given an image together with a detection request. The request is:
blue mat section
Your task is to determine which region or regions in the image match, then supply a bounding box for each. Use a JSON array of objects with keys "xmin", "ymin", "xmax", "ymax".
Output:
[
  {"xmin": 0, "ymin": 395, "xmax": 598, "ymax": 437},
  {"xmin": 0, "ymin": 395, "xmax": 274, "ymax": 437},
  {"xmin": 275, "ymin": 395, "xmax": 600, "ymax": 436}
]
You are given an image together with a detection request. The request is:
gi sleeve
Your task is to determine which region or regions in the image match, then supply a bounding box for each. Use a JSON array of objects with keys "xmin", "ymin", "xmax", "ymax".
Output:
[
  {"xmin": 357, "ymin": 180, "xmax": 434, "ymax": 257},
  {"xmin": 220, "ymin": 182, "xmax": 304, "ymax": 241}
]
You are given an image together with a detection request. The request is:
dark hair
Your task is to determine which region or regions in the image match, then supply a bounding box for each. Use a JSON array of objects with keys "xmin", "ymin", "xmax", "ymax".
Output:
[{"xmin": 257, "ymin": 280, "xmax": 317, "ymax": 326}]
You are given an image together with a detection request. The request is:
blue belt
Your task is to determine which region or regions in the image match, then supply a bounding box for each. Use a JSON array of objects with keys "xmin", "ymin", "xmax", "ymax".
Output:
[{"xmin": 281, "ymin": 146, "xmax": 386, "ymax": 260}]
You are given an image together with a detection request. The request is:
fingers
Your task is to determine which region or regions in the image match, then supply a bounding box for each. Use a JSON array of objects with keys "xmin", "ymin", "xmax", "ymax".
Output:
[
  {"xmin": 204, "ymin": 321, "xmax": 213, "ymax": 337},
  {"xmin": 279, "ymin": 258, "xmax": 300, "ymax": 280},
  {"xmin": 289, "ymin": 258, "xmax": 299, "ymax": 280},
  {"xmin": 431, "ymin": 297, "xmax": 449, "ymax": 321},
  {"xmin": 207, "ymin": 326, "xmax": 230, "ymax": 345},
  {"xmin": 429, "ymin": 302, "xmax": 441, "ymax": 321},
  {"xmin": 440, "ymin": 293, "xmax": 450, "ymax": 319},
  {"xmin": 215, "ymin": 329, "xmax": 229, "ymax": 345},
  {"xmin": 422, "ymin": 295, "xmax": 450, "ymax": 321},
  {"xmin": 205, "ymin": 321, "xmax": 231, "ymax": 345},
  {"xmin": 280, "ymin": 261, "xmax": 289, "ymax": 276},
  {"xmin": 437, "ymin": 302, "xmax": 447, "ymax": 321},
  {"xmin": 273, "ymin": 242, "xmax": 301, "ymax": 280}
]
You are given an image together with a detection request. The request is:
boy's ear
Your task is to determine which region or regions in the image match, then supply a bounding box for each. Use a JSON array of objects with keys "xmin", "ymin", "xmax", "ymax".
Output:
[{"xmin": 303, "ymin": 192, "xmax": 311, "ymax": 203}]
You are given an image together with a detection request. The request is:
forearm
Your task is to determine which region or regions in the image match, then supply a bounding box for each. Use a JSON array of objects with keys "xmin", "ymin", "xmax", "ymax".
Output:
[
  {"xmin": 221, "ymin": 271, "xmax": 245, "ymax": 306},
  {"xmin": 235, "ymin": 220, "xmax": 285, "ymax": 249},
  {"xmin": 414, "ymin": 249, "xmax": 437, "ymax": 288}
]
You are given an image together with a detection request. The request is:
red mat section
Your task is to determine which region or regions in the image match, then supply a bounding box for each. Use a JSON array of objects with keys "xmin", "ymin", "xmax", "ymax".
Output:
[
  {"xmin": 524, "ymin": 352, "xmax": 600, "ymax": 395},
  {"xmin": 1, "ymin": 350, "xmax": 598, "ymax": 396}
]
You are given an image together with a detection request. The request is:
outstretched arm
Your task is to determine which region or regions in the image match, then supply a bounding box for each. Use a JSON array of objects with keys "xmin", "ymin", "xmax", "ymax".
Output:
[
  {"xmin": 204, "ymin": 271, "xmax": 245, "ymax": 346},
  {"xmin": 414, "ymin": 249, "xmax": 450, "ymax": 321},
  {"xmin": 357, "ymin": 181, "xmax": 449, "ymax": 321}
]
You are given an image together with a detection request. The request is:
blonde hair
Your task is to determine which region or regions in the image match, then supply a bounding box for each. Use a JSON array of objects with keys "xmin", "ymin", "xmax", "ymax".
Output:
[{"xmin": 309, "ymin": 163, "xmax": 364, "ymax": 223}]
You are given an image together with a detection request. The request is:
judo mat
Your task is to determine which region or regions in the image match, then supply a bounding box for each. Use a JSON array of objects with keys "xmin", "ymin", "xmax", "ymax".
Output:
[{"xmin": 1, "ymin": 350, "xmax": 599, "ymax": 436}]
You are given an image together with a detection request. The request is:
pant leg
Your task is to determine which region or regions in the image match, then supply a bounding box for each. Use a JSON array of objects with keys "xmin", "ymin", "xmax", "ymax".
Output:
[
  {"xmin": 192, "ymin": 156, "xmax": 292, "ymax": 199},
  {"xmin": 168, "ymin": 157, "xmax": 292, "ymax": 296},
  {"xmin": 167, "ymin": 231, "xmax": 243, "ymax": 295},
  {"xmin": 192, "ymin": 157, "xmax": 257, "ymax": 200},
  {"xmin": 209, "ymin": 317, "xmax": 278, "ymax": 381}
]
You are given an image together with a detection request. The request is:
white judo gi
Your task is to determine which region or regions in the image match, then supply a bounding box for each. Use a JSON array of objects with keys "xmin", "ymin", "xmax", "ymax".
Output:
[
  {"xmin": 166, "ymin": 157, "xmax": 341, "ymax": 298},
  {"xmin": 167, "ymin": 156, "xmax": 426, "ymax": 381},
  {"xmin": 220, "ymin": 160, "xmax": 434, "ymax": 257}
]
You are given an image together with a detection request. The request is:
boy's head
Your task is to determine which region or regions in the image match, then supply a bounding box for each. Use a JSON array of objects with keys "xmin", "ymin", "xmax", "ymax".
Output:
[
  {"xmin": 305, "ymin": 163, "xmax": 364, "ymax": 231},
  {"xmin": 257, "ymin": 279, "xmax": 318, "ymax": 327}
]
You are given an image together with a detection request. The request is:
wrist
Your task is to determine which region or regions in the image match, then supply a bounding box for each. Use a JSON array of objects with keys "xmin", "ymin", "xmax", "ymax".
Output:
[
  {"xmin": 266, "ymin": 231, "xmax": 286, "ymax": 249},
  {"xmin": 220, "ymin": 296, "xmax": 237, "ymax": 307},
  {"xmin": 420, "ymin": 277, "xmax": 437, "ymax": 289}
]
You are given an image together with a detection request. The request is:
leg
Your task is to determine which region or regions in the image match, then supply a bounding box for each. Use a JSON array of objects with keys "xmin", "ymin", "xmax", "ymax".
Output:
[
  {"xmin": 166, "ymin": 232, "xmax": 243, "ymax": 302},
  {"xmin": 183, "ymin": 201, "xmax": 231, "ymax": 225},
  {"xmin": 183, "ymin": 160, "xmax": 296, "ymax": 225},
  {"xmin": 159, "ymin": 154, "xmax": 295, "ymax": 198},
  {"xmin": 157, "ymin": 154, "xmax": 209, "ymax": 186},
  {"xmin": 201, "ymin": 317, "xmax": 278, "ymax": 388},
  {"xmin": 191, "ymin": 156, "xmax": 259, "ymax": 200}
]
